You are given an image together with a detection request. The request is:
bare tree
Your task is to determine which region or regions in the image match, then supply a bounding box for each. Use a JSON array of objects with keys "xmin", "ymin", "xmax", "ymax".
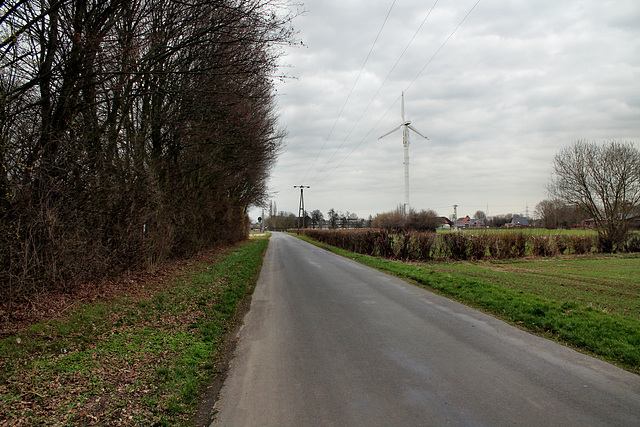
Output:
[
  {"xmin": 372, "ymin": 208, "xmax": 440, "ymax": 231},
  {"xmin": 474, "ymin": 210, "xmax": 486, "ymax": 220},
  {"xmin": 327, "ymin": 208, "xmax": 338, "ymax": 229},
  {"xmin": 0, "ymin": 0, "xmax": 297, "ymax": 299},
  {"xmin": 549, "ymin": 140, "xmax": 640, "ymax": 252},
  {"xmin": 310, "ymin": 209, "xmax": 323, "ymax": 229},
  {"xmin": 534, "ymin": 199, "xmax": 584, "ymax": 229}
]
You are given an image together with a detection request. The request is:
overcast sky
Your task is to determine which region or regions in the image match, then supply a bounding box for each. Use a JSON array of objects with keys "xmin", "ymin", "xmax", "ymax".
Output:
[{"xmin": 251, "ymin": 0, "xmax": 640, "ymax": 222}]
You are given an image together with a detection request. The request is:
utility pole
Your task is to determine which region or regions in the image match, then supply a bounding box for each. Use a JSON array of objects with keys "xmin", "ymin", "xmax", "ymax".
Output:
[{"xmin": 294, "ymin": 185, "xmax": 310, "ymax": 228}]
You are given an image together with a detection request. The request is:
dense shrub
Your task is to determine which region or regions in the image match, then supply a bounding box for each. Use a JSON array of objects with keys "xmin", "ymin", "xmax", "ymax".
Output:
[
  {"xmin": 487, "ymin": 234, "xmax": 527, "ymax": 259},
  {"xmin": 624, "ymin": 234, "xmax": 640, "ymax": 253},
  {"xmin": 441, "ymin": 233, "xmax": 469, "ymax": 260},
  {"xmin": 394, "ymin": 231, "xmax": 413, "ymax": 260},
  {"xmin": 356, "ymin": 230, "xmax": 377, "ymax": 255},
  {"xmin": 468, "ymin": 234, "xmax": 490, "ymax": 260},
  {"xmin": 374, "ymin": 230, "xmax": 394, "ymax": 258},
  {"xmin": 531, "ymin": 235, "xmax": 555, "ymax": 257},
  {"xmin": 569, "ymin": 235, "xmax": 594, "ymax": 254},
  {"xmin": 509, "ymin": 233, "xmax": 528, "ymax": 258},
  {"xmin": 413, "ymin": 232, "xmax": 437, "ymax": 261},
  {"xmin": 555, "ymin": 235, "xmax": 569, "ymax": 255},
  {"xmin": 372, "ymin": 208, "xmax": 441, "ymax": 231}
]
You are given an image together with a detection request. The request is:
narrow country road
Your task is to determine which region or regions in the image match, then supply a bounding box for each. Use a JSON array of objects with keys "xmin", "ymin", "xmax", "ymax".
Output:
[{"xmin": 211, "ymin": 232, "xmax": 640, "ymax": 426}]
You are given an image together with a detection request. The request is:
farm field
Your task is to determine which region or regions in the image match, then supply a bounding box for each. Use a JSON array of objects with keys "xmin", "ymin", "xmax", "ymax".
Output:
[{"xmin": 423, "ymin": 255, "xmax": 640, "ymax": 320}]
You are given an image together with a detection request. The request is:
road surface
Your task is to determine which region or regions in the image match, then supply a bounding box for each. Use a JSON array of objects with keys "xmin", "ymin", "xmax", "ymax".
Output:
[{"xmin": 211, "ymin": 232, "xmax": 640, "ymax": 426}]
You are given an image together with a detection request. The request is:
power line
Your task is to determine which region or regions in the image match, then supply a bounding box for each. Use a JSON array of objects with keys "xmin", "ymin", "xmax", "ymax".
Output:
[
  {"xmin": 294, "ymin": 185, "xmax": 310, "ymax": 228},
  {"xmin": 405, "ymin": 0, "xmax": 481, "ymax": 93},
  {"xmin": 301, "ymin": 0, "xmax": 397, "ymax": 183},
  {"xmin": 314, "ymin": 95, "xmax": 401, "ymax": 184},
  {"xmin": 312, "ymin": 0, "xmax": 481, "ymax": 187},
  {"xmin": 309, "ymin": 1, "xmax": 439, "ymax": 185},
  {"xmin": 276, "ymin": 1, "xmax": 482, "ymax": 213}
]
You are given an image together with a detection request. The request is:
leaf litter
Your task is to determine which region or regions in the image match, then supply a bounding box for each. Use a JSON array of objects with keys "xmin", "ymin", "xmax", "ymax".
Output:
[{"xmin": 1, "ymin": 247, "xmax": 231, "ymax": 426}]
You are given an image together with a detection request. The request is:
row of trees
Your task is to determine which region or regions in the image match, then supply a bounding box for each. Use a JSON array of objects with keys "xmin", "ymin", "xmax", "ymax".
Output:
[
  {"xmin": 270, "ymin": 208, "xmax": 554, "ymax": 231},
  {"xmin": 1, "ymin": 0, "xmax": 295, "ymax": 297},
  {"xmin": 371, "ymin": 206, "xmax": 441, "ymax": 231},
  {"xmin": 467, "ymin": 211, "xmax": 531, "ymax": 228},
  {"xmin": 265, "ymin": 208, "xmax": 371, "ymax": 230},
  {"xmin": 534, "ymin": 200, "xmax": 586, "ymax": 229}
]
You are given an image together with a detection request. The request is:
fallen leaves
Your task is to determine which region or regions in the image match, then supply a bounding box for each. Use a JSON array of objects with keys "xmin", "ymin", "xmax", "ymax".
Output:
[
  {"xmin": 0, "ymin": 247, "xmax": 225, "ymax": 337},
  {"xmin": 0, "ymin": 246, "xmax": 232, "ymax": 426}
]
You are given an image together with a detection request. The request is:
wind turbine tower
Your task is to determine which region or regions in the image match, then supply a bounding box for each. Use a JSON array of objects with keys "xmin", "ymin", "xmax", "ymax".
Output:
[{"xmin": 378, "ymin": 92, "xmax": 429, "ymax": 215}]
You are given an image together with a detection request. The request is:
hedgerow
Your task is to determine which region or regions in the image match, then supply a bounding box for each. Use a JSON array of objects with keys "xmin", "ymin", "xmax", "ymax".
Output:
[{"xmin": 296, "ymin": 229, "xmax": 639, "ymax": 261}]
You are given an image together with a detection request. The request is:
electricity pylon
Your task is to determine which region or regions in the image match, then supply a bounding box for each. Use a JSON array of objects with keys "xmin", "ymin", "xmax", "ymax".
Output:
[{"xmin": 294, "ymin": 185, "xmax": 310, "ymax": 228}]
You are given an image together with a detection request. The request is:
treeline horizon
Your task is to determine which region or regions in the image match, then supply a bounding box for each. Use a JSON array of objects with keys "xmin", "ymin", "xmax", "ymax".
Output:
[
  {"xmin": 1, "ymin": 0, "xmax": 295, "ymax": 299},
  {"xmin": 262, "ymin": 200, "xmax": 604, "ymax": 230}
]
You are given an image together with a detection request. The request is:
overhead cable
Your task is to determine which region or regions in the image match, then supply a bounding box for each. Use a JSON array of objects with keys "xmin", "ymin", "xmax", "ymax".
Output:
[
  {"xmin": 405, "ymin": 0, "xmax": 481, "ymax": 93},
  {"xmin": 314, "ymin": 0, "xmax": 481, "ymax": 186},
  {"xmin": 301, "ymin": 0, "xmax": 397, "ymax": 182},
  {"xmin": 310, "ymin": 1, "xmax": 440, "ymax": 185}
]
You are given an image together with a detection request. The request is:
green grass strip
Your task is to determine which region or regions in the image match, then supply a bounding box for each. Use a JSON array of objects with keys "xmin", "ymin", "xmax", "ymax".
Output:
[
  {"xmin": 295, "ymin": 234, "xmax": 640, "ymax": 374},
  {"xmin": 0, "ymin": 236, "xmax": 269, "ymax": 426}
]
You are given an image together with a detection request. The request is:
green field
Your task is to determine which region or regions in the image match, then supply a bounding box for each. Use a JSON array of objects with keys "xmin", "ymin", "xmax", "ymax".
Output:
[
  {"xmin": 295, "ymin": 234, "xmax": 640, "ymax": 374},
  {"xmin": 426, "ymin": 255, "xmax": 640, "ymax": 320}
]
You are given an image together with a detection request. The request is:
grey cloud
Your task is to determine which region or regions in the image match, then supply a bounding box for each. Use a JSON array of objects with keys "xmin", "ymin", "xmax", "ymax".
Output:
[{"xmin": 250, "ymin": 0, "xmax": 640, "ymax": 221}]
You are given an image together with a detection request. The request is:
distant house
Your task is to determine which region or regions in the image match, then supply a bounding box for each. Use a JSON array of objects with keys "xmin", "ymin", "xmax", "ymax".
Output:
[
  {"xmin": 456, "ymin": 216, "xmax": 485, "ymax": 229},
  {"xmin": 470, "ymin": 217, "xmax": 486, "ymax": 228},
  {"xmin": 456, "ymin": 216, "xmax": 471, "ymax": 229},
  {"xmin": 509, "ymin": 216, "xmax": 530, "ymax": 227},
  {"xmin": 437, "ymin": 216, "xmax": 454, "ymax": 230}
]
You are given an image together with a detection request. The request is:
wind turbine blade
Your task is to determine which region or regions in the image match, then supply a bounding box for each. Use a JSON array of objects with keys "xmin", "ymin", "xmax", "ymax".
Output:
[
  {"xmin": 401, "ymin": 92, "xmax": 405, "ymax": 121},
  {"xmin": 378, "ymin": 125, "xmax": 402, "ymax": 139},
  {"xmin": 407, "ymin": 124, "xmax": 429, "ymax": 140}
]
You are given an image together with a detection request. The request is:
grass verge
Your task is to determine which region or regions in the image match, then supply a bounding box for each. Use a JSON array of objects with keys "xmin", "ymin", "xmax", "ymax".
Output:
[
  {"xmin": 294, "ymin": 234, "xmax": 640, "ymax": 374},
  {"xmin": 0, "ymin": 236, "xmax": 269, "ymax": 426}
]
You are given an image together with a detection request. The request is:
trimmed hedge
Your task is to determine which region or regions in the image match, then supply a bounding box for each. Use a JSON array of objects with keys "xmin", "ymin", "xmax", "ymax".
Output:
[{"xmin": 296, "ymin": 229, "xmax": 638, "ymax": 262}]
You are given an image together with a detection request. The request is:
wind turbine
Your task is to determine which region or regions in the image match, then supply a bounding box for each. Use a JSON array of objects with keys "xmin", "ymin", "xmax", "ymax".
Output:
[{"xmin": 378, "ymin": 92, "xmax": 429, "ymax": 215}]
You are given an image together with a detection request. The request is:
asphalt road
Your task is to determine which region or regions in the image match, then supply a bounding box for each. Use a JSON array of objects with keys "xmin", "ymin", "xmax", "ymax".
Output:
[{"xmin": 211, "ymin": 232, "xmax": 640, "ymax": 426}]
